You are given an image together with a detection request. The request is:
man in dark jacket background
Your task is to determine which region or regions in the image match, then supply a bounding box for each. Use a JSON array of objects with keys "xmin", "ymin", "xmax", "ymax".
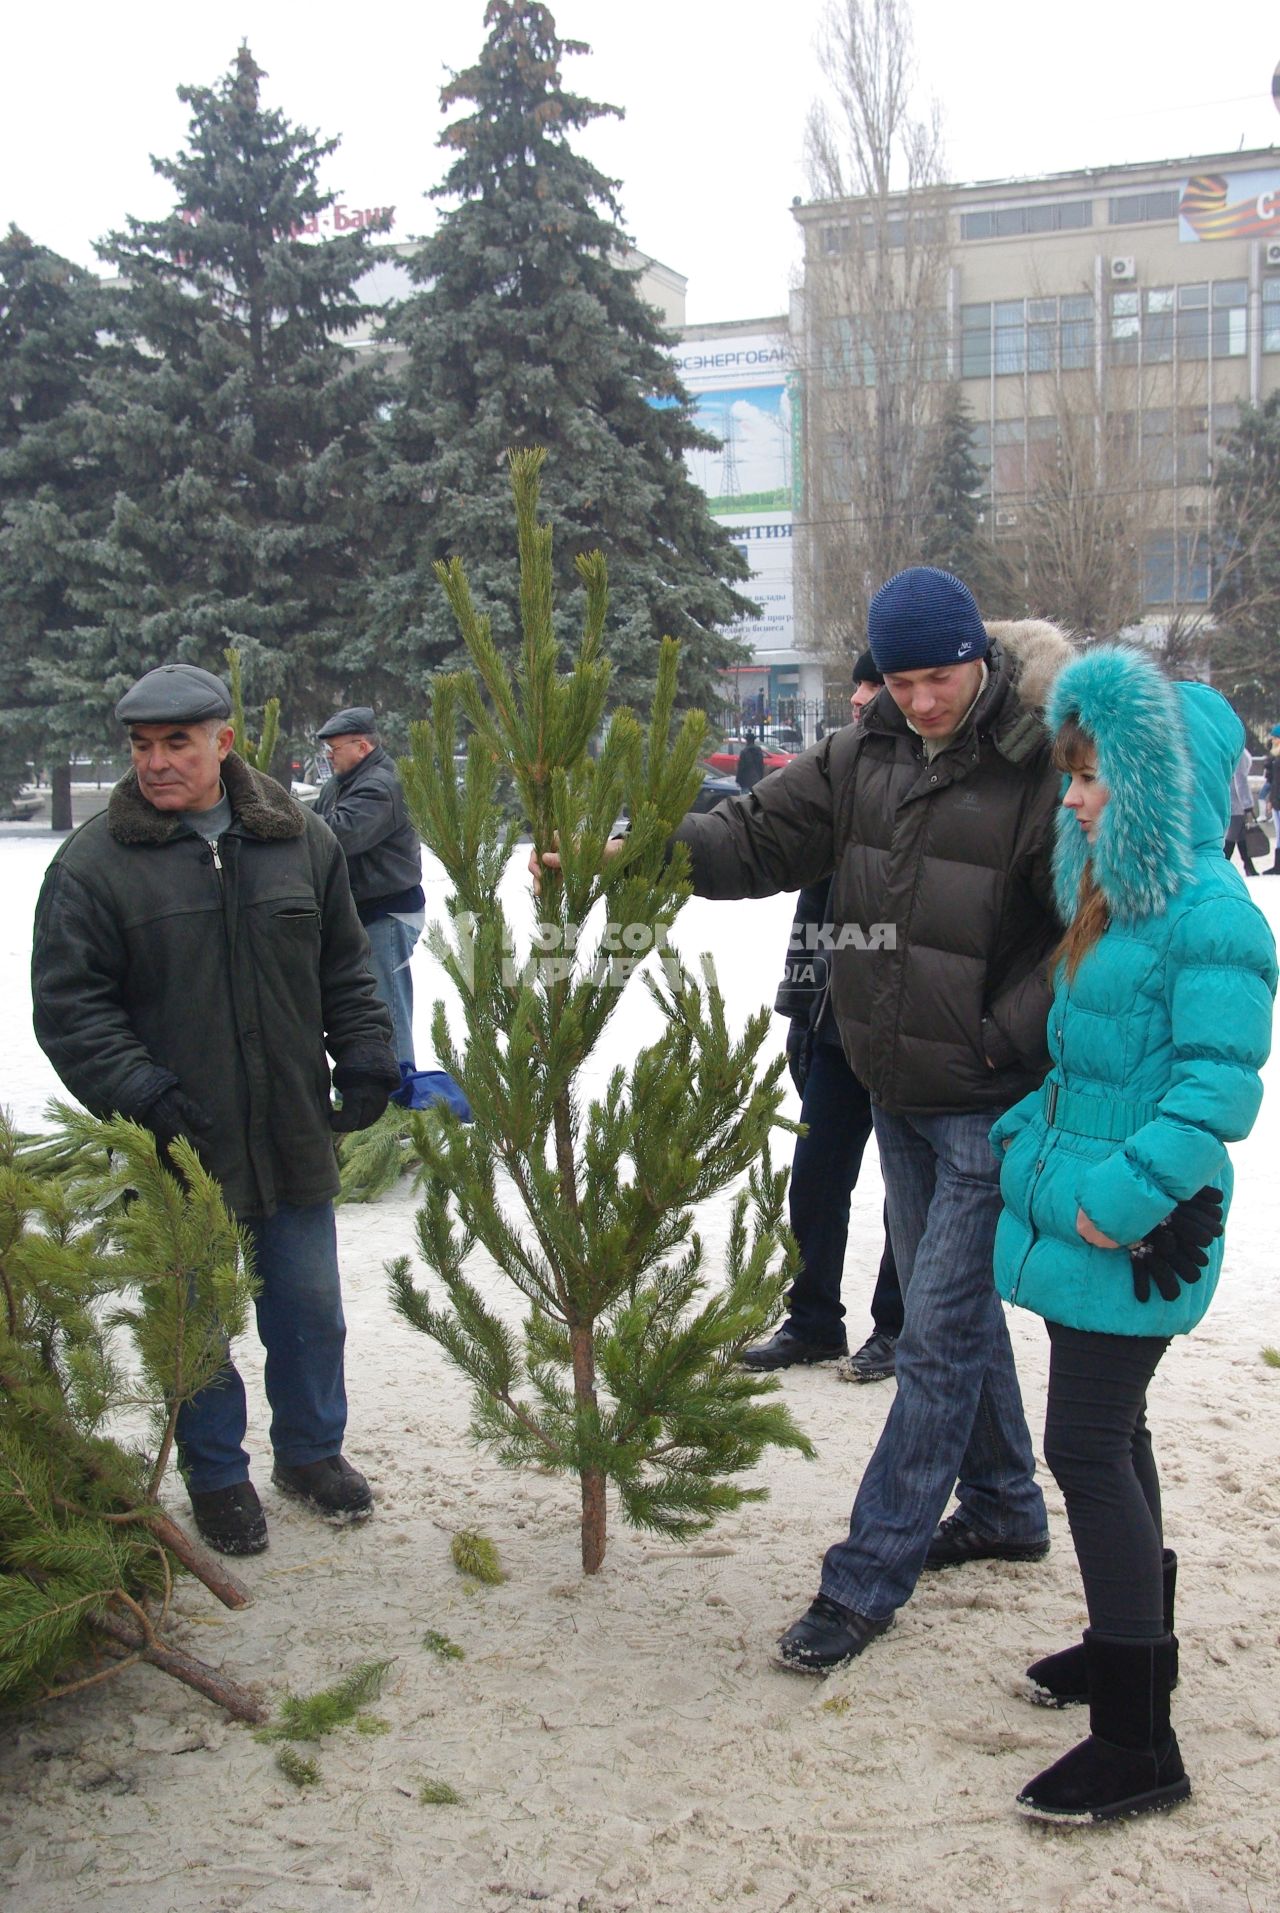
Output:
[
  {"xmin": 735, "ymin": 730, "xmax": 766, "ymax": 793},
  {"xmin": 672, "ymin": 568, "xmax": 1074, "ymax": 1674},
  {"xmin": 742, "ymin": 649, "xmax": 903, "ymax": 1383},
  {"xmin": 315, "ymin": 707, "xmax": 424, "ymax": 1068},
  {"xmin": 32, "ymin": 665, "xmax": 401, "ymax": 1557}
]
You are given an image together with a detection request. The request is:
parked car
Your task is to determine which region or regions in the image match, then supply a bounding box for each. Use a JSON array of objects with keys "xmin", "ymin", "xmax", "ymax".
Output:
[
  {"xmin": 688, "ymin": 767, "xmax": 741, "ymax": 813},
  {"xmin": 703, "ymin": 736, "xmax": 796, "ymax": 777}
]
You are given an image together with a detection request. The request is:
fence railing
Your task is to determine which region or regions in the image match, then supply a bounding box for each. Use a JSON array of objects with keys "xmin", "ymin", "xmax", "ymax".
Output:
[{"xmin": 712, "ymin": 696, "xmax": 852, "ymax": 750}]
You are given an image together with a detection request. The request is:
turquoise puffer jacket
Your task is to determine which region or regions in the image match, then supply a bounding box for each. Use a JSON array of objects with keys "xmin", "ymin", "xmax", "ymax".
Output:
[{"xmin": 992, "ymin": 649, "xmax": 1277, "ymax": 1337}]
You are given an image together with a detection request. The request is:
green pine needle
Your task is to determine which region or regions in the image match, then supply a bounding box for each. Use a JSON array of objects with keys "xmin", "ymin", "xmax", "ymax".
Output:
[
  {"xmin": 419, "ymin": 1779, "xmax": 461, "ymax": 1805},
  {"xmin": 355, "ymin": 1713, "xmax": 391, "ymax": 1736},
  {"xmin": 256, "ymin": 1658, "xmax": 394, "ymax": 1743},
  {"xmin": 276, "ymin": 1747, "xmax": 321, "ymax": 1788},
  {"xmin": 451, "ymin": 1529, "xmax": 505, "ymax": 1585},
  {"xmin": 421, "ymin": 1629, "xmax": 465, "ymax": 1661},
  {"xmin": 1263, "ymin": 1346, "xmax": 1280, "ymax": 1369}
]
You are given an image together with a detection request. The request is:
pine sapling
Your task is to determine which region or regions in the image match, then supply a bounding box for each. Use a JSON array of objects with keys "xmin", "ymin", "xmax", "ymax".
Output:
[
  {"xmin": 389, "ymin": 449, "xmax": 812, "ymax": 1574},
  {"xmin": 0, "ymin": 1107, "xmax": 263, "ymax": 1721}
]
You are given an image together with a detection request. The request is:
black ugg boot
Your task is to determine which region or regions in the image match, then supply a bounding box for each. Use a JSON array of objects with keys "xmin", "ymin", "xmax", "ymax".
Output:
[
  {"xmin": 1016, "ymin": 1632, "xmax": 1190, "ymax": 1822},
  {"xmin": 1026, "ymin": 1549, "xmax": 1177, "ymax": 1707}
]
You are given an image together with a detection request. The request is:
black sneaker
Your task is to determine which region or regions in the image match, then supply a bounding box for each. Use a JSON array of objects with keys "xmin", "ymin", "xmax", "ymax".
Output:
[
  {"xmin": 272, "ymin": 1454, "xmax": 373, "ymax": 1520},
  {"xmin": 923, "ymin": 1511, "xmax": 1049, "ymax": 1571},
  {"xmin": 739, "ymin": 1326, "xmax": 848, "ymax": 1371},
  {"xmin": 835, "ymin": 1330, "xmax": 898, "ymax": 1384},
  {"xmin": 189, "ymin": 1481, "xmax": 268, "ymax": 1556},
  {"xmin": 775, "ymin": 1593, "xmax": 894, "ymax": 1674}
]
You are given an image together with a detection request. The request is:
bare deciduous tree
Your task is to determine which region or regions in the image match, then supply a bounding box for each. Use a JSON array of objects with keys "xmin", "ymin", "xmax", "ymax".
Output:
[{"xmin": 794, "ymin": 0, "xmax": 950, "ymax": 670}]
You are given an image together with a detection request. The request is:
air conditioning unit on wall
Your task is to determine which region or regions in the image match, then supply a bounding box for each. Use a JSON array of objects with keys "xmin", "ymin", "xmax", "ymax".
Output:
[
  {"xmin": 1265, "ymin": 240, "xmax": 1280, "ymax": 268},
  {"xmin": 1110, "ymin": 256, "xmax": 1137, "ymax": 282}
]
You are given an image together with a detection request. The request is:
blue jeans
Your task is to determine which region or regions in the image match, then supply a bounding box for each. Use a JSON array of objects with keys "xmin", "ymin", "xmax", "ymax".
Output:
[
  {"xmin": 364, "ymin": 909, "xmax": 423, "ymax": 1067},
  {"xmin": 176, "ymin": 1201, "xmax": 349, "ymax": 1493},
  {"xmin": 786, "ymin": 1040, "xmax": 902, "ymax": 1345},
  {"xmin": 819, "ymin": 1106, "xmax": 1047, "ymax": 1619}
]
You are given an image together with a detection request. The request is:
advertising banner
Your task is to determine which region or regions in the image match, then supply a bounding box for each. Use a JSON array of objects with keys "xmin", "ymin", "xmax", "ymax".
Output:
[
  {"xmin": 1179, "ymin": 170, "xmax": 1280, "ymax": 242},
  {"xmin": 671, "ymin": 333, "xmax": 795, "ymax": 655}
]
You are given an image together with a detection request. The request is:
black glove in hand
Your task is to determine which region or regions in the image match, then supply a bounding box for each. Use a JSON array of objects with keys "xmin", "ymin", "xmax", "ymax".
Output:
[
  {"xmin": 1130, "ymin": 1185, "xmax": 1224, "ymax": 1304},
  {"xmin": 786, "ymin": 1017, "xmax": 813, "ymax": 1097},
  {"xmin": 330, "ymin": 1065, "xmax": 392, "ymax": 1134},
  {"xmin": 141, "ymin": 1088, "xmax": 213, "ymax": 1158}
]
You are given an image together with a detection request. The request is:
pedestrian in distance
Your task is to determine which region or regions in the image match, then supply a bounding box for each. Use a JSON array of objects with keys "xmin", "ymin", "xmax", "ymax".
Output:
[
  {"xmin": 735, "ymin": 730, "xmax": 766, "ymax": 793},
  {"xmin": 31, "ymin": 665, "xmax": 402, "ymax": 1556},
  {"xmin": 1222, "ymin": 744, "xmax": 1260, "ymax": 876},
  {"xmin": 742, "ymin": 650, "xmax": 903, "ymax": 1384},
  {"xmin": 315, "ymin": 706, "xmax": 425, "ymax": 1069},
  {"xmin": 1260, "ymin": 725, "xmax": 1280, "ymax": 874},
  {"xmin": 990, "ymin": 645, "xmax": 1275, "ymax": 1822}
]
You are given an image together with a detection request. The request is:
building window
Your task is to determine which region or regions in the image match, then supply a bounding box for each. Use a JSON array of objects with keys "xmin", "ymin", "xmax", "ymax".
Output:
[
  {"xmin": 1144, "ymin": 287, "xmax": 1174, "ymax": 362},
  {"xmin": 1144, "ymin": 532, "xmax": 1209, "ymax": 604},
  {"xmin": 1264, "ymin": 278, "xmax": 1280, "ymax": 353},
  {"xmin": 1110, "ymin": 290, "xmax": 1140, "ymax": 365},
  {"xmin": 961, "ymin": 303, "xmax": 992, "ymax": 378},
  {"xmin": 1060, "ymin": 294, "xmax": 1094, "ymax": 370},
  {"xmin": 1142, "ymin": 408, "xmax": 1175, "ymax": 485},
  {"xmin": 993, "ymin": 300, "xmax": 1026, "ymax": 375},
  {"xmin": 960, "ymin": 198, "xmax": 1093, "ymax": 241},
  {"xmin": 992, "ymin": 418, "xmax": 1025, "ymax": 493},
  {"xmin": 962, "ymin": 293, "xmax": 1098, "ymax": 379},
  {"xmin": 1211, "ymin": 280, "xmax": 1247, "ymax": 358},
  {"xmin": 1176, "ymin": 283, "xmax": 1209, "ymax": 360},
  {"xmin": 1027, "ymin": 415, "xmax": 1058, "ymax": 486},
  {"xmin": 1109, "ymin": 190, "xmax": 1180, "ymax": 224},
  {"xmin": 970, "ymin": 421, "xmax": 993, "ymax": 488}
]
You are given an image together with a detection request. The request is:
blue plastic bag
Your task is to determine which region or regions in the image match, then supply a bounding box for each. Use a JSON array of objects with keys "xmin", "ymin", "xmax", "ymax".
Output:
[{"xmin": 389, "ymin": 1064, "xmax": 473, "ymax": 1121}]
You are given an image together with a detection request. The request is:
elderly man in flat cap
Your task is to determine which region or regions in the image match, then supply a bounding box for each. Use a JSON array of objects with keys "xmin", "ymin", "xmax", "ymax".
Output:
[
  {"xmin": 31, "ymin": 664, "xmax": 401, "ymax": 1556},
  {"xmin": 315, "ymin": 707, "xmax": 424, "ymax": 1069}
]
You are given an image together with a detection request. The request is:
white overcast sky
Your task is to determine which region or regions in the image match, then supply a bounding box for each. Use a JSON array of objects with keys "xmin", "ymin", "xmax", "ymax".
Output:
[{"xmin": 4, "ymin": 0, "xmax": 1279, "ymax": 323}]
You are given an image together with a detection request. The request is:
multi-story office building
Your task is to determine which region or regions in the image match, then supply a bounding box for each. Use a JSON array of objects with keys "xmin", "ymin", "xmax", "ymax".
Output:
[{"xmin": 790, "ymin": 146, "xmax": 1280, "ymax": 693}]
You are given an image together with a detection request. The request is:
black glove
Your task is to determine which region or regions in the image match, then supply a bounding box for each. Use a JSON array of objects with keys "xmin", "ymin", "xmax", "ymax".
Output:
[
  {"xmin": 141, "ymin": 1087, "xmax": 213, "ymax": 1153},
  {"xmin": 1130, "ymin": 1186, "xmax": 1223, "ymax": 1304},
  {"xmin": 330, "ymin": 1064, "xmax": 392, "ymax": 1134},
  {"xmin": 786, "ymin": 1017, "xmax": 814, "ymax": 1097}
]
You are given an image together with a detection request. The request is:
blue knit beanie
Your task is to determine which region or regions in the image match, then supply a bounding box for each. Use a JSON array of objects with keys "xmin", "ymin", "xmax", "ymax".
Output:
[{"xmin": 867, "ymin": 566, "xmax": 988, "ymax": 674}]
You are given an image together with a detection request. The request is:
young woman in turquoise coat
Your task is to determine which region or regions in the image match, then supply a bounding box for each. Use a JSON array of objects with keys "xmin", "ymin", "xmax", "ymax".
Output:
[{"xmin": 990, "ymin": 645, "xmax": 1277, "ymax": 1822}]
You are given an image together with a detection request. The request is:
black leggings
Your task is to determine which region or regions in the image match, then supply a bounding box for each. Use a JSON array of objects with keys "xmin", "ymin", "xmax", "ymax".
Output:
[{"xmin": 1043, "ymin": 1320, "xmax": 1171, "ymax": 1639}]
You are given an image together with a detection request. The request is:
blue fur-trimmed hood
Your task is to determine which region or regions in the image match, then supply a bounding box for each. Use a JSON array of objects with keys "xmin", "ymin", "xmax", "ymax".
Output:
[{"xmin": 1046, "ymin": 647, "xmax": 1244, "ymax": 924}]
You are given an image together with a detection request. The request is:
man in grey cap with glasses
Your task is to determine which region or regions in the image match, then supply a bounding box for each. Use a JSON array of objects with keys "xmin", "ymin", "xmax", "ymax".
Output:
[
  {"xmin": 31, "ymin": 663, "xmax": 401, "ymax": 1556},
  {"xmin": 315, "ymin": 706, "xmax": 424, "ymax": 1070}
]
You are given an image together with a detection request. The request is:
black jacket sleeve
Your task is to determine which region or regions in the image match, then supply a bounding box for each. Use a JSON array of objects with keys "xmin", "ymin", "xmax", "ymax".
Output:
[{"xmin": 31, "ymin": 858, "xmax": 177, "ymax": 1119}]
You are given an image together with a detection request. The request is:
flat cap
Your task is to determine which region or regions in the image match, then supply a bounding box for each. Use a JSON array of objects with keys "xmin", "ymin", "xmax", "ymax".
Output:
[
  {"xmin": 317, "ymin": 706, "xmax": 377, "ymax": 739},
  {"xmin": 115, "ymin": 664, "xmax": 232, "ymax": 725}
]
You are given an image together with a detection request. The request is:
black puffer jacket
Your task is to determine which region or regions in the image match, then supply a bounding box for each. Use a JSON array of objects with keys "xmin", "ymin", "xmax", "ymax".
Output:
[
  {"xmin": 675, "ymin": 623, "xmax": 1074, "ymax": 1116},
  {"xmin": 32, "ymin": 753, "xmax": 398, "ymax": 1218},
  {"xmin": 315, "ymin": 744, "xmax": 423, "ymax": 920}
]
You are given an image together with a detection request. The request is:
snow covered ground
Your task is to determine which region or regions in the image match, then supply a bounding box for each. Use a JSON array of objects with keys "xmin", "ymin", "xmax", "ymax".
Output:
[{"xmin": 1, "ymin": 831, "xmax": 1279, "ymax": 1913}]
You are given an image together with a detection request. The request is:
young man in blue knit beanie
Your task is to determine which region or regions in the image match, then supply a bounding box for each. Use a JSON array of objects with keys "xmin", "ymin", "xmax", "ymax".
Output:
[
  {"xmin": 664, "ymin": 564, "xmax": 1078, "ymax": 1677},
  {"xmin": 867, "ymin": 565, "xmax": 990, "ymax": 752}
]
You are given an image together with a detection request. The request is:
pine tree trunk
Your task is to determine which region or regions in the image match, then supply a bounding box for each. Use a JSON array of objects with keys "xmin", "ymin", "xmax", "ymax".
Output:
[
  {"xmin": 569, "ymin": 1324, "xmax": 606, "ymax": 1574},
  {"xmin": 143, "ymin": 1509, "xmax": 253, "ymax": 1610},
  {"xmin": 91, "ymin": 1610, "xmax": 265, "ymax": 1722}
]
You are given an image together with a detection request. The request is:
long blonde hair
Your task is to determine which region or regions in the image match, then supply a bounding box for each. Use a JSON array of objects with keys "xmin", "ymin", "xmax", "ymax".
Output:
[{"xmin": 1051, "ymin": 715, "xmax": 1111, "ymax": 982}]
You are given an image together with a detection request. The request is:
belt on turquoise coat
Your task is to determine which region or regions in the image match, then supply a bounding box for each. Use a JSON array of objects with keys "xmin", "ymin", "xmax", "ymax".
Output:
[{"xmin": 1042, "ymin": 1079, "xmax": 1161, "ymax": 1143}]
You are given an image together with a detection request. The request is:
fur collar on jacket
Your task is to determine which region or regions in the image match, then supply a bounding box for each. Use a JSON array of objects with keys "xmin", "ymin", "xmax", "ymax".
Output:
[
  {"xmin": 108, "ymin": 750, "xmax": 307, "ymax": 846},
  {"xmin": 1046, "ymin": 645, "xmax": 1194, "ymax": 925},
  {"xmin": 864, "ymin": 617, "xmax": 1074, "ymax": 764}
]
